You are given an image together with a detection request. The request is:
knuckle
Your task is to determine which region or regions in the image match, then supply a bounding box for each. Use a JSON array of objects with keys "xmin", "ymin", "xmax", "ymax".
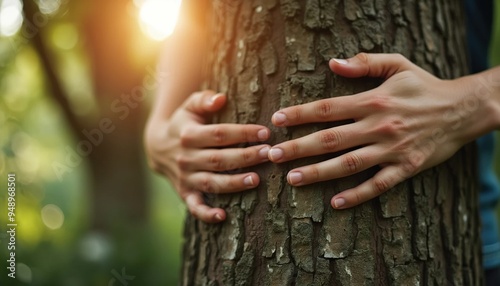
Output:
[
  {"xmin": 240, "ymin": 127, "xmax": 251, "ymax": 141},
  {"xmin": 319, "ymin": 129, "xmax": 341, "ymax": 150},
  {"xmin": 212, "ymin": 127, "xmax": 226, "ymax": 144},
  {"xmin": 289, "ymin": 141, "xmax": 300, "ymax": 158},
  {"xmin": 308, "ymin": 166, "xmax": 320, "ymax": 181},
  {"xmin": 353, "ymin": 190, "xmax": 362, "ymax": 205},
  {"xmin": 179, "ymin": 128, "xmax": 193, "ymax": 146},
  {"xmin": 176, "ymin": 155, "xmax": 190, "ymax": 170},
  {"xmin": 377, "ymin": 118, "xmax": 406, "ymax": 136},
  {"xmin": 314, "ymin": 100, "xmax": 333, "ymax": 119},
  {"xmin": 341, "ymin": 153, "xmax": 363, "ymax": 173},
  {"xmin": 209, "ymin": 153, "xmax": 225, "ymax": 171},
  {"xmin": 225, "ymin": 177, "xmax": 238, "ymax": 190},
  {"xmin": 402, "ymin": 152, "xmax": 423, "ymax": 175},
  {"xmin": 373, "ymin": 178, "xmax": 390, "ymax": 194},
  {"xmin": 367, "ymin": 95, "xmax": 391, "ymax": 111},
  {"xmin": 199, "ymin": 174, "xmax": 215, "ymax": 193},
  {"xmin": 241, "ymin": 148, "xmax": 254, "ymax": 164},
  {"xmin": 357, "ymin": 52, "xmax": 370, "ymax": 64},
  {"xmin": 390, "ymin": 138, "xmax": 412, "ymax": 154},
  {"xmin": 178, "ymin": 174, "xmax": 189, "ymax": 189},
  {"xmin": 290, "ymin": 106, "xmax": 302, "ymax": 122}
]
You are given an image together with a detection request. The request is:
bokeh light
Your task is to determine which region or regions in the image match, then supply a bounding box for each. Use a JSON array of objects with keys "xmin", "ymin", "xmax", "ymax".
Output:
[
  {"xmin": 79, "ymin": 232, "xmax": 112, "ymax": 262},
  {"xmin": 41, "ymin": 204, "xmax": 65, "ymax": 230},
  {"xmin": 17, "ymin": 263, "xmax": 33, "ymax": 283},
  {"xmin": 0, "ymin": 0, "xmax": 23, "ymax": 37},
  {"xmin": 37, "ymin": 0, "xmax": 62, "ymax": 15}
]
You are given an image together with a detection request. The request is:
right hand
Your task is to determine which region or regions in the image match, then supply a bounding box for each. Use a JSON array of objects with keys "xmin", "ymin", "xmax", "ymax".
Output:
[{"xmin": 145, "ymin": 90, "xmax": 271, "ymax": 223}]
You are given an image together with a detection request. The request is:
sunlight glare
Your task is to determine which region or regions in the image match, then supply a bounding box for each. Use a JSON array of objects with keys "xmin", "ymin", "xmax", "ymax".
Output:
[
  {"xmin": 139, "ymin": 0, "xmax": 182, "ymax": 41},
  {"xmin": 0, "ymin": 0, "xmax": 23, "ymax": 37}
]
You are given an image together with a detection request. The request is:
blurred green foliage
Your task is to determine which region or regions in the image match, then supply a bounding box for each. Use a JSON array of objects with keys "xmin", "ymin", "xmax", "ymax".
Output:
[{"xmin": 0, "ymin": 1, "xmax": 185, "ymax": 285}]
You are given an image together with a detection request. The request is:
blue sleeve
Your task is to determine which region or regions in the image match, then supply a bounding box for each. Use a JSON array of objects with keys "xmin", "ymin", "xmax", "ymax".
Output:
[{"xmin": 465, "ymin": 0, "xmax": 500, "ymax": 270}]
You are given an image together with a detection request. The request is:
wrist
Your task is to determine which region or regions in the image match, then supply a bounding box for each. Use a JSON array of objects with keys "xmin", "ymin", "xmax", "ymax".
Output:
[
  {"xmin": 452, "ymin": 70, "xmax": 500, "ymax": 143},
  {"xmin": 480, "ymin": 67, "xmax": 500, "ymax": 130}
]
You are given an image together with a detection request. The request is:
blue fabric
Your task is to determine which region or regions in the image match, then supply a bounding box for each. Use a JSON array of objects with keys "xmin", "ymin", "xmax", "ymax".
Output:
[
  {"xmin": 477, "ymin": 134, "xmax": 500, "ymax": 269},
  {"xmin": 465, "ymin": 0, "xmax": 500, "ymax": 270}
]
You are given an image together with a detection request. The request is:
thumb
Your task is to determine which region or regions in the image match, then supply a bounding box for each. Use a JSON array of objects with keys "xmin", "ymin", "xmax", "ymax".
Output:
[
  {"xmin": 182, "ymin": 90, "xmax": 227, "ymax": 116},
  {"xmin": 329, "ymin": 53, "xmax": 412, "ymax": 79}
]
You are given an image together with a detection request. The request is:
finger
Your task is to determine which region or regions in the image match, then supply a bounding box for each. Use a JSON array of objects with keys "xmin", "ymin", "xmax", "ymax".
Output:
[
  {"xmin": 268, "ymin": 123, "xmax": 371, "ymax": 163},
  {"xmin": 285, "ymin": 146, "xmax": 385, "ymax": 186},
  {"xmin": 180, "ymin": 124, "xmax": 270, "ymax": 147},
  {"xmin": 182, "ymin": 172, "xmax": 260, "ymax": 194},
  {"xmin": 185, "ymin": 192, "xmax": 226, "ymax": 223},
  {"xmin": 182, "ymin": 90, "xmax": 227, "ymax": 117},
  {"xmin": 271, "ymin": 96, "xmax": 367, "ymax": 127},
  {"xmin": 329, "ymin": 53, "xmax": 413, "ymax": 79},
  {"xmin": 330, "ymin": 165, "xmax": 405, "ymax": 209},
  {"xmin": 179, "ymin": 145, "xmax": 270, "ymax": 171}
]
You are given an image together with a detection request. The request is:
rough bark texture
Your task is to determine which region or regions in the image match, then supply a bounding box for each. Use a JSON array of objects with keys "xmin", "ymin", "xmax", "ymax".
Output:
[{"xmin": 182, "ymin": 1, "xmax": 482, "ymax": 285}]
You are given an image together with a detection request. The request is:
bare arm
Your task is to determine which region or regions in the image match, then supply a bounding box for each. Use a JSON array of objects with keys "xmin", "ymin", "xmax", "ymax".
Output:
[
  {"xmin": 145, "ymin": 1, "xmax": 270, "ymax": 223},
  {"xmin": 148, "ymin": 0, "xmax": 208, "ymax": 120}
]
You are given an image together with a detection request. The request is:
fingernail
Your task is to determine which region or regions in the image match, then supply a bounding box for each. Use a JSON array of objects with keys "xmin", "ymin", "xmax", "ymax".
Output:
[
  {"xmin": 268, "ymin": 148, "xmax": 284, "ymax": 161},
  {"xmin": 215, "ymin": 213, "xmax": 222, "ymax": 221},
  {"xmin": 288, "ymin": 171, "xmax": 303, "ymax": 185},
  {"xmin": 332, "ymin": 58, "xmax": 348, "ymax": 65},
  {"xmin": 259, "ymin": 146, "xmax": 270, "ymax": 159},
  {"xmin": 273, "ymin": 112, "xmax": 287, "ymax": 125},
  {"xmin": 210, "ymin": 93, "xmax": 223, "ymax": 103},
  {"xmin": 333, "ymin": 198, "xmax": 346, "ymax": 208},
  {"xmin": 257, "ymin": 129, "xmax": 269, "ymax": 141},
  {"xmin": 243, "ymin": 175, "xmax": 254, "ymax": 186}
]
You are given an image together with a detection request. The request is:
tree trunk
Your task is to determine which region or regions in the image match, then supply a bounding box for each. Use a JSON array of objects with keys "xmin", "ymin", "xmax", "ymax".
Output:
[
  {"xmin": 82, "ymin": 0, "xmax": 149, "ymax": 231},
  {"xmin": 182, "ymin": 1, "xmax": 482, "ymax": 285}
]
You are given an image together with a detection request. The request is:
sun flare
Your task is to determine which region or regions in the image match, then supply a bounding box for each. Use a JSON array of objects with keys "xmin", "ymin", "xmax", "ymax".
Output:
[{"xmin": 139, "ymin": 0, "xmax": 182, "ymax": 41}]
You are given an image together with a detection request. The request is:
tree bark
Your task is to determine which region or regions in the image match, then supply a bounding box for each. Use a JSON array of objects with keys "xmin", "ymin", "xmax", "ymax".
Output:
[{"xmin": 182, "ymin": 0, "xmax": 482, "ymax": 285}]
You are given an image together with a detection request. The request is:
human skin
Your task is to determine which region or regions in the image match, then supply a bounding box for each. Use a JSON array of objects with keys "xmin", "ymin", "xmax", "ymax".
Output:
[
  {"xmin": 268, "ymin": 53, "xmax": 500, "ymax": 209},
  {"xmin": 145, "ymin": 1, "xmax": 271, "ymax": 223},
  {"xmin": 145, "ymin": 3, "xmax": 500, "ymax": 223}
]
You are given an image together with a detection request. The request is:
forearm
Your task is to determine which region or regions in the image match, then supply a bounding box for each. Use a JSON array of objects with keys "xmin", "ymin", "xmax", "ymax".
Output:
[{"xmin": 149, "ymin": 1, "xmax": 208, "ymax": 121}]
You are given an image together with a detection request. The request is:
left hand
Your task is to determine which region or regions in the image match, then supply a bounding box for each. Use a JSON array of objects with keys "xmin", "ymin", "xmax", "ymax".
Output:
[{"xmin": 268, "ymin": 53, "xmax": 478, "ymax": 209}]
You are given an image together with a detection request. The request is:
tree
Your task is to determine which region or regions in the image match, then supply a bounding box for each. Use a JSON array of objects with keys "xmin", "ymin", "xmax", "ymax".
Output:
[
  {"xmin": 181, "ymin": 0, "xmax": 482, "ymax": 285},
  {"xmin": 20, "ymin": 0, "xmax": 157, "ymax": 282},
  {"xmin": 23, "ymin": 0, "xmax": 149, "ymax": 231}
]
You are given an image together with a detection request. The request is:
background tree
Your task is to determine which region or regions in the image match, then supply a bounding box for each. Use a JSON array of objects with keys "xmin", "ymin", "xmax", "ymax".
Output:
[
  {"xmin": 181, "ymin": 0, "xmax": 482, "ymax": 285},
  {"xmin": 0, "ymin": 0, "xmax": 183, "ymax": 284}
]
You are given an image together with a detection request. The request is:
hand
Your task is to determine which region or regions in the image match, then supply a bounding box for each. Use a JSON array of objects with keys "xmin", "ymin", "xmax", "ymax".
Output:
[
  {"xmin": 145, "ymin": 90, "xmax": 270, "ymax": 223},
  {"xmin": 268, "ymin": 53, "xmax": 481, "ymax": 209}
]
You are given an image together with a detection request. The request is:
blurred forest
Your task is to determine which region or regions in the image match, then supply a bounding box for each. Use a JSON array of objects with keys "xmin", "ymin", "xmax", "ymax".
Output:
[
  {"xmin": 0, "ymin": 0, "xmax": 499, "ymax": 285},
  {"xmin": 0, "ymin": 0, "xmax": 184, "ymax": 285}
]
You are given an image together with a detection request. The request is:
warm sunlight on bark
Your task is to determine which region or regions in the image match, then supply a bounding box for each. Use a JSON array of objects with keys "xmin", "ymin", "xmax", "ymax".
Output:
[{"xmin": 138, "ymin": 0, "xmax": 182, "ymax": 41}]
